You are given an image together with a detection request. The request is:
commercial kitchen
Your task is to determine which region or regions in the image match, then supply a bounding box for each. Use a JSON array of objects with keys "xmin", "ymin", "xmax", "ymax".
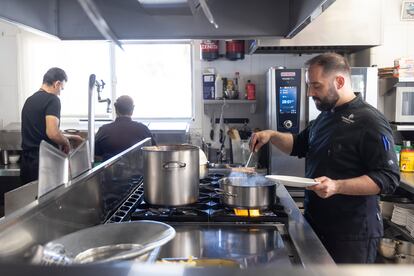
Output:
[{"xmin": 1, "ymin": 0, "xmax": 414, "ymax": 275}]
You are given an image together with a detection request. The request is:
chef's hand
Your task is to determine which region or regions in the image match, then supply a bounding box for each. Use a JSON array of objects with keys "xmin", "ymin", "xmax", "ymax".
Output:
[
  {"xmin": 250, "ymin": 130, "xmax": 274, "ymax": 152},
  {"xmin": 61, "ymin": 138, "xmax": 71, "ymax": 154},
  {"xmin": 66, "ymin": 134, "xmax": 85, "ymax": 148},
  {"xmin": 306, "ymin": 176, "xmax": 340, "ymax": 199},
  {"xmin": 66, "ymin": 134, "xmax": 84, "ymax": 142}
]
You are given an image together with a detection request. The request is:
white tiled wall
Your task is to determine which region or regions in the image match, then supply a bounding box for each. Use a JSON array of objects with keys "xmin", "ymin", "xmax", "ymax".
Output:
[
  {"xmin": 350, "ymin": 0, "xmax": 414, "ymax": 113},
  {"xmin": 0, "ymin": 21, "xmax": 19, "ymax": 128},
  {"xmin": 353, "ymin": 0, "xmax": 414, "ymax": 67},
  {"xmin": 192, "ymin": 40, "xmax": 316, "ymax": 146}
]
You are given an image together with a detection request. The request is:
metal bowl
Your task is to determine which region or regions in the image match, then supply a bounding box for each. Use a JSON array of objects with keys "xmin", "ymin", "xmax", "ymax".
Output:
[
  {"xmin": 396, "ymin": 240, "xmax": 414, "ymax": 256},
  {"xmin": 396, "ymin": 254, "xmax": 414, "ymax": 264},
  {"xmin": 41, "ymin": 221, "xmax": 176, "ymax": 264},
  {"xmin": 378, "ymin": 238, "xmax": 397, "ymax": 259}
]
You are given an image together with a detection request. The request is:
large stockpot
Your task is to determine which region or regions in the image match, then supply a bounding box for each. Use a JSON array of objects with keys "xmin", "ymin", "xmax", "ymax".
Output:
[
  {"xmin": 142, "ymin": 145, "xmax": 199, "ymax": 206},
  {"xmin": 217, "ymin": 176, "xmax": 277, "ymax": 208}
]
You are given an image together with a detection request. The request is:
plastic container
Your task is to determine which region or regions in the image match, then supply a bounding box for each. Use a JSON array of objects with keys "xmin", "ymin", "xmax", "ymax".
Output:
[
  {"xmin": 200, "ymin": 40, "xmax": 219, "ymax": 61},
  {"xmin": 395, "ymin": 144, "xmax": 401, "ymax": 164},
  {"xmin": 400, "ymin": 141, "xmax": 414, "ymax": 172},
  {"xmin": 215, "ymin": 74, "xmax": 223, "ymax": 99}
]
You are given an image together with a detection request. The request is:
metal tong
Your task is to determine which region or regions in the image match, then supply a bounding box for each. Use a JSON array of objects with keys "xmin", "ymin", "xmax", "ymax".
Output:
[{"xmin": 245, "ymin": 137, "xmax": 257, "ymax": 168}]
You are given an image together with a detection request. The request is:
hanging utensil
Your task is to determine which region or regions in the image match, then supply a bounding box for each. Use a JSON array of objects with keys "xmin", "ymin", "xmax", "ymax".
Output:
[{"xmin": 209, "ymin": 112, "xmax": 215, "ymax": 141}]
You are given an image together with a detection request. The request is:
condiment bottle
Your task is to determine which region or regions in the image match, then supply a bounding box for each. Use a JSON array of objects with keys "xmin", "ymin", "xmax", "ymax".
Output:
[
  {"xmin": 246, "ymin": 80, "xmax": 256, "ymax": 100},
  {"xmin": 400, "ymin": 141, "xmax": 414, "ymax": 172}
]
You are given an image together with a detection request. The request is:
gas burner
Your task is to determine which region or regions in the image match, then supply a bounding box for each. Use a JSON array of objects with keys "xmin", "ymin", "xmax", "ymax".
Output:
[
  {"xmin": 207, "ymin": 173, "xmax": 225, "ymax": 181},
  {"xmin": 200, "ymin": 178, "xmax": 212, "ymax": 184},
  {"xmin": 129, "ymin": 175, "xmax": 143, "ymax": 184},
  {"xmin": 128, "ymin": 176, "xmax": 289, "ymax": 224}
]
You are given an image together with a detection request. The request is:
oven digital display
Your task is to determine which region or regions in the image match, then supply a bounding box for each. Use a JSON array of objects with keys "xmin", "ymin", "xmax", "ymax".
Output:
[{"xmin": 279, "ymin": 86, "xmax": 297, "ymax": 114}]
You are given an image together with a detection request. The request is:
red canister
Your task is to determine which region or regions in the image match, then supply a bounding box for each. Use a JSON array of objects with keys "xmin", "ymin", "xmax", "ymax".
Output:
[
  {"xmin": 246, "ymin": 80, "xmax": 256, "ymax": 100},
  {"xmin": 200, "ymin": 40, "xmax": 219, "ymax": 61},
  {"xmin": 225, "ymin": 40, "xmax": 245, "ymax": 61}
]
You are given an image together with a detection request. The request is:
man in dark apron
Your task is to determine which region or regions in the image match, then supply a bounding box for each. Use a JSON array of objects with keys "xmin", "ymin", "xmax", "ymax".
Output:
[{"xmin": 251, "ymin": 53, "xmax": 400, "ymax": 263}]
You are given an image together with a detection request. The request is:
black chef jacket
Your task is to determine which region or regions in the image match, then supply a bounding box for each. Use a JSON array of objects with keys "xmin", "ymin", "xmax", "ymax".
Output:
[
  {"xmin": 95, "ymin": 117, "xmax": 155, "ymax": 161},
  {"xmin": 291, "ymin": 95, "xmax": 400, "ymax": 241}
]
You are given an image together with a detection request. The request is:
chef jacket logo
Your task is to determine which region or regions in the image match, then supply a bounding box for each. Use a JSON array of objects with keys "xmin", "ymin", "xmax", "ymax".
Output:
[{"xmin": 341, "ymin": 113, "xmax": 355, "ymax": 124}]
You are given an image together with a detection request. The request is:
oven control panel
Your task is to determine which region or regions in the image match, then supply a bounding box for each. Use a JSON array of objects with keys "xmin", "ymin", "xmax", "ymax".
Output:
[{"xmin": 275, "ymin": 69, "xmax": 302, "ymax": 134}]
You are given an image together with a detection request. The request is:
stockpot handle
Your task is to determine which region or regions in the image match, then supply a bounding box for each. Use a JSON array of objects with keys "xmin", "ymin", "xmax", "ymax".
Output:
[
  {"xmin": 214, "ymin": 188, "xmax": 237, "ymax": 198},
  {"xmin": 163, "ymin": 161, "xmax": 186, "ymax": 169}
]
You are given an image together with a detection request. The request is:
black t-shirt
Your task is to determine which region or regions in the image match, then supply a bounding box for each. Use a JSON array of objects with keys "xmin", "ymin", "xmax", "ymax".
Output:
[
  {"xmin": 95, "ymin": 117, "xmax": 155, "ymax": 160},
  {"xmin": 291, "ymin": 95, "xmax": 400, "ymax": 240},
  {"xmin": 21, "ymin": 90, "xmax": 61, "ymax": 151}
]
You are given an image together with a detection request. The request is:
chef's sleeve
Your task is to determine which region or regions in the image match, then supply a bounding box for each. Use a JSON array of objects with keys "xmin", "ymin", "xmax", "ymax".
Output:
[
  {"xmin": 290, "ymin": 121, "xmax": 313, "ymax": 158},
  {"xmin": 45, "ymin": 96, "xmax": 61, "ymax": 118},
  {"xmin": 360, "ymin": 120, "xmax": 400, "ymax": 195}
]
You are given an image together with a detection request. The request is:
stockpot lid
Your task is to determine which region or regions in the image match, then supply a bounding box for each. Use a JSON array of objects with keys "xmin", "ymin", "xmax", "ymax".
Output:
[
  {"xmin": 219, "ymin": 176, "xmax": 276, "ymax": 187},
  {"xmin": 142, "ymin": 144, "xmax": 199, "ymax": 152}
]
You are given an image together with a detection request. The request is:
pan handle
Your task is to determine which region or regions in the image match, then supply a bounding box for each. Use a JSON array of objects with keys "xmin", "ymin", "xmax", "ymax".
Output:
[
  {"xmin": 214, "ymin": 188, "xmax": 237, "ymax": 198},
  {"xmin": 162, "ymin": 161, "xmax": 186, "ymax": 169}
]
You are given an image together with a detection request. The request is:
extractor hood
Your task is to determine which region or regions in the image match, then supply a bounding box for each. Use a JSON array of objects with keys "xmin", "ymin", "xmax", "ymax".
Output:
[
  {"xmin": 248, "ymin": 0, "xmax": 382, "ymax": 54},
  {"xmin": 0, "ymin": 0, "xmax": 334, "ymax": 40}
]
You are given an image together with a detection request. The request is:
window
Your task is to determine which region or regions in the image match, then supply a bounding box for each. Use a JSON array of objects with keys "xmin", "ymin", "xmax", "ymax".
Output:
[
  {"xmin": 19, "ymin": 33, "xmax": 111, "ymax": 118},
  {"xmin": 19, "ymin": 32, "xmax": 193, "ymax": 120},
  {"xmin": 114, "ymin": 42, "xmax": 193, "ymax": 119}
]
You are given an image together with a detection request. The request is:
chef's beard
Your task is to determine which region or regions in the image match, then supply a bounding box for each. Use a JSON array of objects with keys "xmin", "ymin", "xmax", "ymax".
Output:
[{"xmin": 312, "ymin": 84, "xmax": 340, "ymax": 111}]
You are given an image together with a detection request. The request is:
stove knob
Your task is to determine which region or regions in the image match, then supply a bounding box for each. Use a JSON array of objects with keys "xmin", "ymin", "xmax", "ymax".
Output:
[{"xmin": 283, "ymin": 120, "xmax": 293, "ymax": 129}]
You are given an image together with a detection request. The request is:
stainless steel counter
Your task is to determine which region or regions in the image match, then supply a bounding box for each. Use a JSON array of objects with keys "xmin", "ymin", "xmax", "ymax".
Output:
[
  {"xmin": 1, "ymin": 261, "xmax": 414, "ymax": 276},
  {"xmin": 0, "ymin": 139, "xmax": 332, "ymax": 267},
  {"xmin": 277, "ymin": 184, "xmax": 334, "ymax": 266},
  {"xmin": 400, "ymin": 172, "xmax": 414, "ymax": 194},
  {"xmin": 0, "ymin": 164, "xmax": 20, "ymax": 177}
]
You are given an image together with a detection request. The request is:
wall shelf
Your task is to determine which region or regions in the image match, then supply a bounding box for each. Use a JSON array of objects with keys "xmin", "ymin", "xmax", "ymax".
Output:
[{"xmin": 203, "ymin": 99, "xmax": 257, "ymax": 113}]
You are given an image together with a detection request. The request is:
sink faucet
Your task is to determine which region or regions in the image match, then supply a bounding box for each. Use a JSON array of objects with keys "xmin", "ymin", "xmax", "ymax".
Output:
[
  {"xmin": 96, "ymin": 80, "xmax": 112, "ymax": 113},
  {"xmin": 88, "ymin": 75, "xmax": 111, "ymax": 164}
]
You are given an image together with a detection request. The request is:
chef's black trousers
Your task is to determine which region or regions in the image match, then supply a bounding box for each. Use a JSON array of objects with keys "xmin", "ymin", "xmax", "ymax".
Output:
[
  {"xmin": 320, "ymin": 236, "xmax": 380, "ymax": 264},
  {"xmin": 20, "ymin": 150, "xmax": 39, "ymax": 184}
]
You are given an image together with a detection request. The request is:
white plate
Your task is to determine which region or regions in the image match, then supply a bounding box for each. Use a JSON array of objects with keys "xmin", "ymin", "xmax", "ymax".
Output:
[{"xmin": 265, "ymin": 175, "xmax": 319, "ymax": 188}]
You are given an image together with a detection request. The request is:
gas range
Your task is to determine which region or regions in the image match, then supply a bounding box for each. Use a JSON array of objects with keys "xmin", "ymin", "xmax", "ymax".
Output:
[
  {"xmin": 106, "ymin": 174, "xmax": 288, "ymax": 225},
  {"xmin": 105, "ymin": 174, "xmax": 296, "ymax": 267}
]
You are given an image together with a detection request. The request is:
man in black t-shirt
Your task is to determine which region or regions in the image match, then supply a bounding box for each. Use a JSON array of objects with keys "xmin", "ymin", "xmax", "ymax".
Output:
[
  {"xmin": 250, "ymin": 53, "xmax": 399, "ymax": 263},
  {"xmin": 95, "ymin": 95, "xmax": 155, "ymax": 161},
  {"xmin": 21, "ymin": 67, "xmax": 83, "ymax": 184}
]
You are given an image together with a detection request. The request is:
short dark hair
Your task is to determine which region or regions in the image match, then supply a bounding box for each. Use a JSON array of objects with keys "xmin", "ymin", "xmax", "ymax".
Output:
[
  {"xmin": 305, "ymin": 53, "xmax": 351, "ymax": 76},
  {"xmin": 42, "ymin": 67, "xmax": 68, "ymax": 85},
  {"xmin": 114, "ymin": 95, "xmax": 134, "ymax": 116}
]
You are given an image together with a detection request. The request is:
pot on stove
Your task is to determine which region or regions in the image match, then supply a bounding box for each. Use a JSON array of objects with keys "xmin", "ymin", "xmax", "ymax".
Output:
[
  {"xmin": 142, "ymin": 144, "xmax": 199, "ymax": 206},
  {"xmin": 216, "ymin": 175, "xmax": 277, "ymax": 208}
]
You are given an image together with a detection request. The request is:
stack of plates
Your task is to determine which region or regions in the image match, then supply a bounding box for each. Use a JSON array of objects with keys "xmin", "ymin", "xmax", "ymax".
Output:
[
  {"xmin": 407, "ymin": 213, "xmax": 414, "ymax": 237},
  {"xmin": 379, "ymin": 201, "xmax": 395, "ymax": 219},
  {"xmin": 391, "ymin": 204, "xmax": 414, "ymax": 226}
]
